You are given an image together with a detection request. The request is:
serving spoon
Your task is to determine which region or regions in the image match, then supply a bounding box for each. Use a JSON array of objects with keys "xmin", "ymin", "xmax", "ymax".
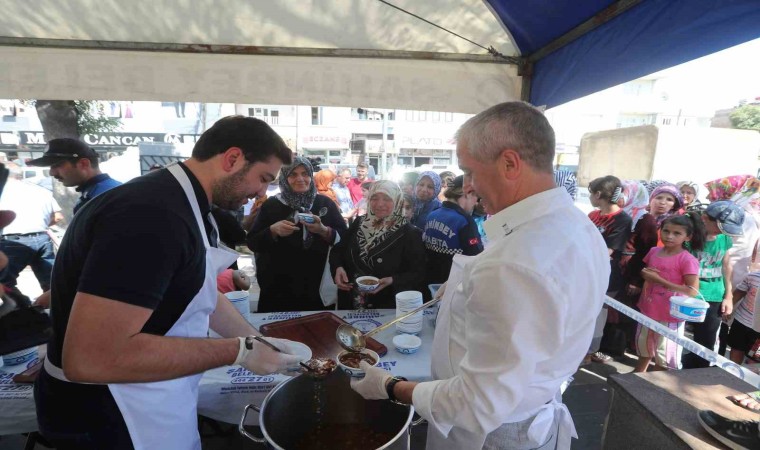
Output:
[{"xmin": 336, "ymin": 296, "xmax": 444, "ymax": 352}]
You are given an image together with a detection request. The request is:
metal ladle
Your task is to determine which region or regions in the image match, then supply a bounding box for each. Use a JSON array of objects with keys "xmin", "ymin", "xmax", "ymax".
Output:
[{"xmin": 336, "ymin": 296, "xmax": 444, "ymax": 352}]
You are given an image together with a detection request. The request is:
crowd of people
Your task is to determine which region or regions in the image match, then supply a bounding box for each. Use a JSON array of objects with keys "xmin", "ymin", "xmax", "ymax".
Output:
[
  {"xmin": 578, "ymin": 174, "xmax": 760, "ymax": 375},
  {"xmin": 239, "ymin": 157, "xmax": 486, "ymax": 312},
  {"xmin": 1, "ymin": 103, "xmax": 759, "ymax": 448}
]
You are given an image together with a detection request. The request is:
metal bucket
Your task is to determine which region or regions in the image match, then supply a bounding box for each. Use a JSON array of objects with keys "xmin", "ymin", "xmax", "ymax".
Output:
[{"xmin": 239, "ymin": 370, "xmax": 423, "ymax": 449}]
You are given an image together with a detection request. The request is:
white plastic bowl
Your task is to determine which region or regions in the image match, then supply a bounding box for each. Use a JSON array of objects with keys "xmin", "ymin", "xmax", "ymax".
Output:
[
  {"xmin": 336, "ymin": 349, "xmax": 380, "ymax": 378},
  {"xmin": 393, "ymin": 334, "xmax": 422, "ymax": 354},
  {"xmin": 669, "ymin": 296, "xmax": 709, "ymax": 322},
  {"xmin": 356, "ymin": 276, "xmax": 380, "ymax": 293}
]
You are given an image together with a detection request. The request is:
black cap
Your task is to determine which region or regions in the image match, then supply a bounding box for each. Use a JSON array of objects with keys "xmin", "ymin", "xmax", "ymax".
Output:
[
  {"xmin": 449, "ymin": 175, "xmax": 464, "ymax": 189},
  {"xmin": 27, "ymin": 138, "xmax": 97, "ymax": 167}
]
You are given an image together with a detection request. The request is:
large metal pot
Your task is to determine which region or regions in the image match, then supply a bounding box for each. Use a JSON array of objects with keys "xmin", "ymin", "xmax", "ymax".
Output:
[{"xmin": 239, "ymin": 370, "xmax": 423, "ymax": 449}]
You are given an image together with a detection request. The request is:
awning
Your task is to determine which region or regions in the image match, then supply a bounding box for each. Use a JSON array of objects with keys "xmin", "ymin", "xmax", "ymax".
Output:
[{"xmin": 0, "ymin": 0, "xmax": 757, "ymax": 112}]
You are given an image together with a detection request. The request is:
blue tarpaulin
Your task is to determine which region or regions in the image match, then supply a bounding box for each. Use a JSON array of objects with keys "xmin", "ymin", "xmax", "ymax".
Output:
[{"xmin": 487, "ymin": 0, "xmax": 760, "ymax": 108}]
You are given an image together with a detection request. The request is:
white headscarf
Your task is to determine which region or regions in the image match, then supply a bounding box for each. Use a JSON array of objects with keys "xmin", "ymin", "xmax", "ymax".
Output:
[{"xmin": 356, "ymin": 180, "xmax": 407, "ymax": 263}]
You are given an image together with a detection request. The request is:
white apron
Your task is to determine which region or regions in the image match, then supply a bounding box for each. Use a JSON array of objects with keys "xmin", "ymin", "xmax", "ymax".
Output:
[
  {"xmin": 425, "ymin": 255, "xmax": 576, "ymax": 450},
  {"xmin": 45, "ymin": 164, "xmax": 238, "ymax": 450}
]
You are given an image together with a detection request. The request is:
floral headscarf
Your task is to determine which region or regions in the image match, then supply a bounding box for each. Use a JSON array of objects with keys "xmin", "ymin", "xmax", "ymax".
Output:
[
  {"xmin": 276, "ymin": 156, "xmax": 317, "ymax": 212},
  {"xmin": 313, "ymin": 169, "xmax": 337, "ymax": 203},
  {"xmin": 619, "ymin": 180, "xmax": 649, "ymax": 230},
  {"xmin": 704, "ymin": 175, "xmax": 753, "ymax": 202},
  {"xmin": 650, "ymin": 184, "xmax": 683, "ymax": 226},
  {"xmin": 357, "ymin": 180, "xmax": 407, "ymax": 263},
  {"xmin": 729, "ymin": 176, "xmax": 760, "ymax": 214}
]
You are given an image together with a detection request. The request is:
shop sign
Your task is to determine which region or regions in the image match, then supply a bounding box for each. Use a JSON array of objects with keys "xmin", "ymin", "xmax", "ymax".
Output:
[
  {"xmin": 0, "ymin": 131, "xmax": 202, "ymax": 148},
  {"xmin": 399, "ymin": 136, "xmax": 455, "ymax": 150},
  {"xmin": 300, "ymin": 133, "xmax": 349, "ymax": 149}
]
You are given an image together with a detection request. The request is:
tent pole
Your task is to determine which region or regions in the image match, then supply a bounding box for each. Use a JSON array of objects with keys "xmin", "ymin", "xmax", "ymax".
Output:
[
  {"xmin": 0, "ymin": 37, "xmax": 517, "ymax": 65},
  {"xmin": 527, "ymin": 0, "xmax": 643, "ymax": 63}
]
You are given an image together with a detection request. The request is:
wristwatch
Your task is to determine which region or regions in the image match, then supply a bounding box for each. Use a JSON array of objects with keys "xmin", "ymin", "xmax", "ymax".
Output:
[
  {"xmin": 386, "ymin": 376, "xmax": 408, "ymax": 404},
  {"xmin": 234, "ymin": 336, "xmax": 256, "ymax": 366}
]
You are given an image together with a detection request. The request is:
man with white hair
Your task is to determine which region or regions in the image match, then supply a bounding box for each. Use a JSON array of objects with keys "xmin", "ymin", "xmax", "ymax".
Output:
[
  {"xmin": 351, "ymin": 102, "xmax": 610, "ymax": 449},
  {"xmin": 333, "ymin": 168, "xmax": 356, "ymax": 222}
]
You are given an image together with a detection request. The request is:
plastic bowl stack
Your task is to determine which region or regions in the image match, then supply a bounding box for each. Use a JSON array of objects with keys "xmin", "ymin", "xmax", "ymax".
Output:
[{"xmin": 395, "ymin": 291, "xmax": 423, "ymax": 335}]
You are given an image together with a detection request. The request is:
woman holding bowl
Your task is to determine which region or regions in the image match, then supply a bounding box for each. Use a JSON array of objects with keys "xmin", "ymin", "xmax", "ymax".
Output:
[
  {"xmin": 248, "ymin": 157, "xmax": 347, "ymax": 312},
  {"xmin": 331, "ymin": 180, "xmax": 426, "ymax": 309}
]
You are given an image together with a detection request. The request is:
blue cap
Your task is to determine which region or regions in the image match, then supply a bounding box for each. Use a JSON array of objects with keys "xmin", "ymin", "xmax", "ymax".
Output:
[{"xmin": 705, "ymin": 201, "xmax": 745, "ymax": 236}]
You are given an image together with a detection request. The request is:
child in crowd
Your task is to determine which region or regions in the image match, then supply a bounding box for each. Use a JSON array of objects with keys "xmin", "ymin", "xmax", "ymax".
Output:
[
  {"xmin": 635, "ymin": 213, "xmax": 703, "ymax": 372},
  {"xmin": 402, "ymin": 193, "xmax": 414, "ymax": 222},
  {"xmin": 682, "ymin": 201, "xmax": 744, "ymax": 369},
  {"xmin": 437, "ymin": 171, "xmax": 456, "ymax": 202},
  {"xmin": 355, "ymin": 181, "xmax": 374, "ymax": 217},
  {"xmin": 216, "ymin": 269, "xmax": 251, "ymax": 294},
  {"xmin": 677, "ymin": 181, "xmax": 704, "ymax": 212},
  {"xmin": 725, "ymin": 267, "xmax": 760, "ymax": 366},
  {"xmin": 586, "ymin": 176, "xmax": 632, "ymax": 363},
  {"xmin": 399, "ymin": 172, "xmax": 418, "ymax": 196}
]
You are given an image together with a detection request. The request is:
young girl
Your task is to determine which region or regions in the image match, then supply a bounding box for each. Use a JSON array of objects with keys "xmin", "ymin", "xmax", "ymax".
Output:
[
  {"xmin": 681, "ymin": 202, "xmax": 738, "ymax": 369},
  {"xmin": 635, "ymin": 213, "xmax": 704, "ymax": 372},
  {"xmin": 587, "ymin": 176, "xmax": 632, "ymax": 363},
  {"xmin": 355, "ymin": 181, "xmax": 374, "ymax": 218},
  {"xmin": 589, "ymin": 176, "xmax": 633, "ymax": 298}
]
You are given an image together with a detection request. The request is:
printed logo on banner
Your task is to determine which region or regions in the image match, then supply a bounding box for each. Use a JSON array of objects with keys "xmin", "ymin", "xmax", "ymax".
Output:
[
  {"xmin": 342, "ymin": 311, "xmax": 382, "ymax": 320},
  {"xmin": 0, "ymin": 372, "xmax": 33, "ymax": 400},
  {"xmin": 263, "ymin": 312, "xmax": 302, "ymax": 321},
  {"xmin": 349, "ymin": 319, "xmax": 382, "ymax": 332},
  {"xmin": 226, "ymin": 367, "xmax": 276, "ymax": 384},
  {"xmin": 377, "ymin": 360, "xmax": 398, "ymax": 371}
]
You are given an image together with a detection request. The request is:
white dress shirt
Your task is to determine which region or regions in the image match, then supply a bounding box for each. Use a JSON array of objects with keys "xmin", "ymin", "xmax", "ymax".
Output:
[{"xmin": 412, "ymin": 187, "xmax": 610, "ymax": 449}]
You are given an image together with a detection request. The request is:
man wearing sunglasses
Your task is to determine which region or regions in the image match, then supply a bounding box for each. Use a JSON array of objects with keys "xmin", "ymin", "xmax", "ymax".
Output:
[{"xmin": 29, "ymin": 138, "xmax": 121, "ymax": 214}]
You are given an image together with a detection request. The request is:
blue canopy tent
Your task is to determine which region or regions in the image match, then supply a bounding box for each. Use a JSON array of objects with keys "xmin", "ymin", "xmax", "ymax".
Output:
[
  {"xmin": 487, "ymin": 0, "xmax": 760, "ymax": 108},
  {"xmin": 0, "ymin": 0, "xmax": 758, "ymax": 111}
]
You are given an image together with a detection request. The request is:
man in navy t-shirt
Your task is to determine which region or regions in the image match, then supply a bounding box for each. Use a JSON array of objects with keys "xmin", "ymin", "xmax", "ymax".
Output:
[
  {"xmin": 34, "ymin": 117, "xmax": 305, "ymax": 450},
  {"xmin": 29, "ymin": 138, "xmax": 122, "ymax": 215}
]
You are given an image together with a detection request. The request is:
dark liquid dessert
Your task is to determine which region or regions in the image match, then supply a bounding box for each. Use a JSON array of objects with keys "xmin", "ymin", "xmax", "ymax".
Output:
[
  {"xmin": 339, "ymin": 352, "xmax": 377, "ymax": 369},
  {"xmin": 302, "ymin": 358, "xmax": 337, "ymax": 378},
  {"xmin": 293, "ymin": 423, "xmax": 395, "ymax": 450}
]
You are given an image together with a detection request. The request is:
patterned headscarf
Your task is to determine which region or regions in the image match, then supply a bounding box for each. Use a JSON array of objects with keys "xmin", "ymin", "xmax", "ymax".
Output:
[
  {"xmin": 276, "ymin": 156, "xmax": 317, "ymax": 212},
  {"xmin": 644, "ymin": 179, "xmax": 669, "ymax": 195},
  {"xmin": 705, "ymin": 175, "xmax": 753, "ymax": 202},
  {"xmin": 553, "ymin": 170, "xmax": 578, "ymax": 201},
  {"xmin": 649, "ymin": 184, "xmax": 683, "ymax": 226},
  {"xmin": 413, "ymin": 171, "xmax": 442, "ymax": 210},
  {"xmin": 619, "ymin": 180, "xmax": 649, "ymax": 230},
  {"xmin": 357, "ymin": 180, "xmax": 407, "ymax": 263}
]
